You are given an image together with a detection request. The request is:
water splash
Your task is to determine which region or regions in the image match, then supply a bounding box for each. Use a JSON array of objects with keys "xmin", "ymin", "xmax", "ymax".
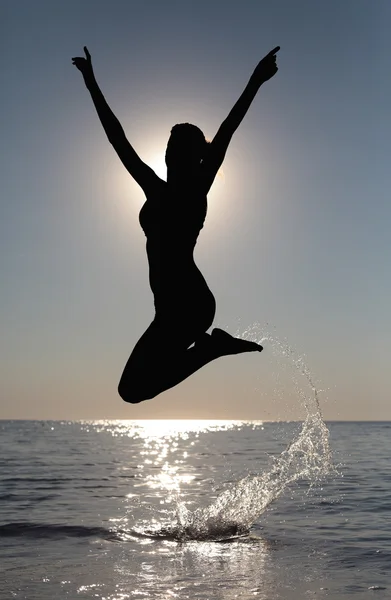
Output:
[{"xmin": 134, "ymin": 325, "xmax": 334, "ymax": 541}]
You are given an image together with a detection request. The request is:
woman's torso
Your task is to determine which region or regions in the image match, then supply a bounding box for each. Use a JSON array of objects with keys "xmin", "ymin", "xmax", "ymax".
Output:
[{"xmin": 139, "ymin": 180, "xmax": 208, "ymax": 304}]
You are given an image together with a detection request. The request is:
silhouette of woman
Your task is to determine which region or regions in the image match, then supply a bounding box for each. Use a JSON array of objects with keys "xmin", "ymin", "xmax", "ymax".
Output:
[{"xmin": 72, "ymin": 46, "xmax": 280, "ymax": 403}]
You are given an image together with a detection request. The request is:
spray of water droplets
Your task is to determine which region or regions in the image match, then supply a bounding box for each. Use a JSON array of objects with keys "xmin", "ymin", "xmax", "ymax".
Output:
[{"xmin": 135, "ymin": 324, "xmax": 334, "ymax": 541}]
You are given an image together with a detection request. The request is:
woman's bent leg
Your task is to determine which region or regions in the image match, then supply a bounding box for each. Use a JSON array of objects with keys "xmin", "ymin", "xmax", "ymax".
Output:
[
  {"xmin": 118, "ymin": 315, "xmax": 214, "ymax": 404},
  {"xmin": 119, "ymin": 286, "xmax": 217, "ymax": 404},
  {"xmin": 118, "ymin": 319, "xmax": 262, "ymax": 404}
]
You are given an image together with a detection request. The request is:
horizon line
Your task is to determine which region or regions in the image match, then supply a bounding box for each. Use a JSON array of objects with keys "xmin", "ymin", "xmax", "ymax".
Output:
[{"xmin": 1, "ymin": 418, "xmax": 390, "ymax": 423}]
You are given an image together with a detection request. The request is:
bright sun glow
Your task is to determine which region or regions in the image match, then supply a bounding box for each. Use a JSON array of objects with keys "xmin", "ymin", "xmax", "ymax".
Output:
[
  {"xmin": 142, "ymin": 148, "xmax": 230, "ymax": 224},
  {"xmin": 111, "ymin": 137, "xmax": 236, "ymax": 235},
  {"xmin": 147, "ymin": 151, "xmax": 167, "ymax": 180}
]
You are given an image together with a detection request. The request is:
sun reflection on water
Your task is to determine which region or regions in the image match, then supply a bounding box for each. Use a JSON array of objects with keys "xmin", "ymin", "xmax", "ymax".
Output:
[
  {"xmin": 106, "ymin": 420, "xmax": 248, "ymax": 494},
  {"xmin": 82, "ymin": 420, "xmax": 258, "ymax": 497},
  {"xmin": 97, "ymin": 419, "xmax": 245, "ymax": 439}
]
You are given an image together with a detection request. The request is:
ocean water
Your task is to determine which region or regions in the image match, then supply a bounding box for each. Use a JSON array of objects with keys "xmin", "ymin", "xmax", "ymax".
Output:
[
  {"xmin": 1, "ymin": 418, "xmax": 390, "ymax": 600},
  {"xmin": 1, "ymin": 332, "xmax": 390, "ymax": 599}
]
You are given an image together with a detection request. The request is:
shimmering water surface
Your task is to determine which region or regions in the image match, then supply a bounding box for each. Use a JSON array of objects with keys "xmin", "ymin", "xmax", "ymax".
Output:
[{"xmin": 1, "ymin": 418, "xmax": 390, "ymax": 600}]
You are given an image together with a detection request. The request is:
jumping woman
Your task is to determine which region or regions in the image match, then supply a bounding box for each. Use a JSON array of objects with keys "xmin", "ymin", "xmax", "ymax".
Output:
[{"xmin": 72, "ymin": 45, "xmax": 280, "ymax": 404}]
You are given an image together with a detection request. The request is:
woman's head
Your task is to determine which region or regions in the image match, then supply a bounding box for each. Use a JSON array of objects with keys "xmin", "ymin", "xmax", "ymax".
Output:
[{"xmin": 165, "ymin": 123, "xmax": 209, "ymax": 171}]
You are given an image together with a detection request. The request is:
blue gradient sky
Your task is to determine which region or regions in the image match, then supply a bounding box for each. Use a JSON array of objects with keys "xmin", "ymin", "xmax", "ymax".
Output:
[{"xmin": 1, "ymin": 0, "xmax": 390, "ymax": 419}]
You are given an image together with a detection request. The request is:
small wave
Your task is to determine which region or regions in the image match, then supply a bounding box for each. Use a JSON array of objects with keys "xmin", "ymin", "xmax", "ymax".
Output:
[
  {"xmin": 1, "ymin": 477, "xmax": 109, "ymax": 483},
  {"xmin": 0, "ymin": 521, "xmax": 123, "ymax": 541},
  {"xmin": 0, "ymin": 493, "xmax": 23, "ymax": 501},
  {"xmin": 0, "ymin": 493, "xmax": 58, "ymax": 502},
  {"xmin": 368, "ymin": 586, "xmax": 387, "ymax": 591},
  {"xmin": 131, "ymin": 521, "xmax": 249, "ymax": 542}
]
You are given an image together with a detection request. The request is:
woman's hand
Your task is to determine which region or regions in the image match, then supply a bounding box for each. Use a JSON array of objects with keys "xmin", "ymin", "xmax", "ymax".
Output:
[
  {"xmin": 254, "ymin": 46, "xmax": 280, "ymax": 82},
  {"xmin": 72, "ymin": 46, "xmax": 93, "ymax": 76}
]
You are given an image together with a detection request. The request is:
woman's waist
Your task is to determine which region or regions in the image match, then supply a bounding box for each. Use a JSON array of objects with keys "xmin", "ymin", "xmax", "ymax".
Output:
[
  {"xmin": 148, "ymin": 262, "xmax": 205, "ymax": 285},
  {"xmin": 151, "ymin": 273, "xmax": 215, "ymax": 314},
  {"xmin": 146, "ymin": 236, "xmax": 197, "ymax": 252},
  {"xmin": 146, "ymin": 243, "xmax": 196, "ymax": 267},
  {"xmin": 149, "ymin": 260, "xmax": 209, "ymax": 290}
]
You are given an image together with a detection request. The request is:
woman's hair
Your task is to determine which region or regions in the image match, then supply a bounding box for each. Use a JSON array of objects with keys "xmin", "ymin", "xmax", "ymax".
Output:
[{"xmin": 165, "ymin": 123, "xmax": 210, "ymax": 166}]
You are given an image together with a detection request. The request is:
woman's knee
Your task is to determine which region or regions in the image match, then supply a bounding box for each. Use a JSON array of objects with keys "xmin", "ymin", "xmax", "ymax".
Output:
[
  {"xmin": 118, "ymin": 377, "xmax": 159, "ymax": 404},
  {"xmin": 118, "ymin": 379, "xmax": 155, "ymax": 404}
]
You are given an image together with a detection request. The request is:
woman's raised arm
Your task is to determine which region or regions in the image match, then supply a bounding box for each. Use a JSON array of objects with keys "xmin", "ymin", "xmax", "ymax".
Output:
[
  {"xmin": 201, "ymin": 46, "xmax": 280, "ymax": 192},
  {"xmin": 72, "ymin": 47, "xmax": 159, "ymax": 193}
]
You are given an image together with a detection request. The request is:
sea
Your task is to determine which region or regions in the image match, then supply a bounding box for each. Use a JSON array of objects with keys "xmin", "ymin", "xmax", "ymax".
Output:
[
  {"xmin": 1, "ymin": 336, "xmax": 390, "ymax": 599},
  {"xmin": 1, "ymin": 418, "xmax": 390, "ymax": 600}
]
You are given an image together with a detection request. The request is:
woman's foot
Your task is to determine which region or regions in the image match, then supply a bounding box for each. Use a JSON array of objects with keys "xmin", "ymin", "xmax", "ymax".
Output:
[{"xmin": 210, "ymin": 328, "xmax": 263, "ymax": 356}]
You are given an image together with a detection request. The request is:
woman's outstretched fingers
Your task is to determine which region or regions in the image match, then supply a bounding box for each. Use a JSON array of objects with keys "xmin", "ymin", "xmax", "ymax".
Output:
[{"xmin": 268, "ymin": 46, "xmax": 280, "ymax": 56}]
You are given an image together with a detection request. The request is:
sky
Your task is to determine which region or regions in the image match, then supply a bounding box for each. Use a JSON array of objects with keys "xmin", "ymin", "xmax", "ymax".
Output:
[{"xmin": 1, "ymin": 0, "xmax": 390, "ymax": 420}]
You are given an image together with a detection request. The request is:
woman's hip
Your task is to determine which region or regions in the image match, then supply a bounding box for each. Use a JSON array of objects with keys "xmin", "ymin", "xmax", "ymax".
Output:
[{"xmin": 153, "ymin": 282, "xmax": 216, "ymax": 330}]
